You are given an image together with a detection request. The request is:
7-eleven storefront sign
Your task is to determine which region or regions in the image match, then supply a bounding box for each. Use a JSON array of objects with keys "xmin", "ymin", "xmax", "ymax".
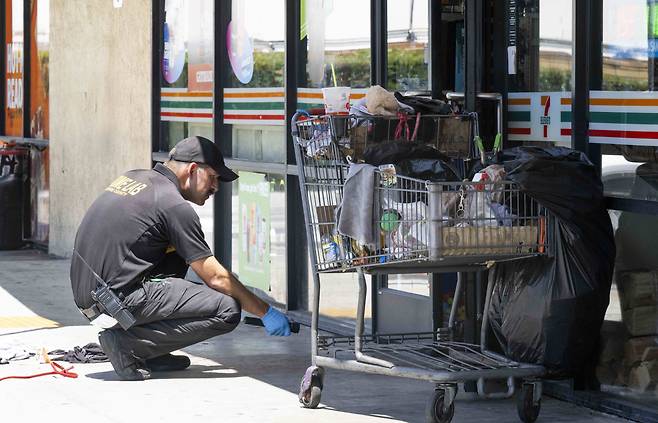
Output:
[
  {"xmin": 507, "ymin": 92, "xmax": 570, "ymax": 144},
  {"xmin": 508, "ymin": 91, "xmax": 658, "ymax": 147}
]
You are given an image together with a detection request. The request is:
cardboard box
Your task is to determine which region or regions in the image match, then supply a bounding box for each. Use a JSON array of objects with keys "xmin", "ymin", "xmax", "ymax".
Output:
[
  {"xmin": 617, "ymin": 270, "xmax": 658, "ymax": 310},
  {"xmin": 437, "ymin": 117, "xmax": 471, "ymax": 157},
  {"xmin": 439, "ymin": 225, "xmax": 538, "ymax": 256},
  {"xmin": 346, "ymin": 125, "xmax": 369, "ymax": 161},
  {"xmin": 628, "ymin": 360, "xmax": 658, "ymax": 391},
  {"xmin": 622, "ymin": 306, "xmax": 658, "ymax": 337},
  {"xmin": 624, "ymin": 336, "xmax": 658, "ymax": 364},
  {"xmin": 315, "ymin": 206, "xmax": 336, "ymax": 237}
]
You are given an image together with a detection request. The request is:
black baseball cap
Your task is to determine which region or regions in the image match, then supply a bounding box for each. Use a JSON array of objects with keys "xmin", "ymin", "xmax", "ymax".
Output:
[{"xmin": 168, "ymin": 136, "xmax": 238, "ymax": 182}]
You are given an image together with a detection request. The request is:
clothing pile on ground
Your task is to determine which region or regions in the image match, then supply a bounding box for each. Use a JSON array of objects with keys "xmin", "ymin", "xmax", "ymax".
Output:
[
  {"xmin": 0, "ymin": 343, "xmax": 109, "ymax": 364},
  {"xmin": 48, "ymin": 342, "xmax": 109, "ymax": 363}
]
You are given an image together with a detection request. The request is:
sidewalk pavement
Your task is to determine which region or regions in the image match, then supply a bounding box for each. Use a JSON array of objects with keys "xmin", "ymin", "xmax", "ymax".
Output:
[{"xmin": 0, "ymin": 249, "xmax": 629, "ymax": 423}]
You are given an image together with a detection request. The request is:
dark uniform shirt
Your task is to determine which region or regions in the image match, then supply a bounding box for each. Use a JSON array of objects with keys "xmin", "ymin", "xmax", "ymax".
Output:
[{"xmin": 70, "ymin": 163, "xmax": 212, "ymax": 308}]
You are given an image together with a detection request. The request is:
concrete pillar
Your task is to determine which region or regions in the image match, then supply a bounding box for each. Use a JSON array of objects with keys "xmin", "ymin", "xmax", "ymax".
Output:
[{"xmin": 49, "ymin": 0, "xmax": 152, "ymax": 256}]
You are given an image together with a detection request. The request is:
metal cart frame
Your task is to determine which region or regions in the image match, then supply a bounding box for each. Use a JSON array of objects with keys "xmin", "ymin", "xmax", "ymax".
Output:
[{"xmin": 292, "ymin": 112, "xmax": 546, "ymax": 423}]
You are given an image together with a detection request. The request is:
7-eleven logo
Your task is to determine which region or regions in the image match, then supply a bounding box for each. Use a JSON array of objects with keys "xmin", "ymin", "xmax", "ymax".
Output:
[{"xmin": 540, "ymin": 95, "xmax": 551, "ymax": 138}]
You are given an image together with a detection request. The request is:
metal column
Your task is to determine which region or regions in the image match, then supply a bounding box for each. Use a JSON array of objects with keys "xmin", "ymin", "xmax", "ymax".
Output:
[
  {"xmin": 369, "ymin": 0, "xmax": 388, "ymax": 332},
  {"xmin": 21, "ymin": 0, "xmax": 31, "ymax": 241},
  {"xmin": 285, "ymin": 0, "xmax": 308, "ymax": 311},
  {"xmin": 429, "ymin": 0, "xmax": 443, "ymax": 99},
  {"xmin": 464, "ymin": 0, "xmax": 483, "ymax": 112},
  {"xmin": 371, "ymin": 0, "xmax": 387, "ymax": 87},
  {"xmin": 571, "ymin": 0, "xmax": 591, "ymax": 157},
  {"xmin": 213, "ymin": 0, "xmax": 233, "ymax": 268},
  {"xmin": 492, "ymin": 0, "xmax": 509, "ymax": 145},
  {"xmin": 463, "ymin": 0, "xmax": 484, "ymax": 393},
  {"xmin": 588, "ymin": 0, "xmax": 602, "ymax": 172},
  {"xmin": 571, "ymin": 0, "xmax": 602, "ymax": 173}
]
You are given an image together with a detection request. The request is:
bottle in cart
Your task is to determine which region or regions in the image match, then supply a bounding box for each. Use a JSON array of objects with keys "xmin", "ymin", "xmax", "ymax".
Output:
[{"xmin": 378, "ymin": 164, "xmax": 397, "ymax": 186}]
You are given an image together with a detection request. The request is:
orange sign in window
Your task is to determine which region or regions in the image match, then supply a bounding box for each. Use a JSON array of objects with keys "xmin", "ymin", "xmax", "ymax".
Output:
[{"xmin": 5, "ymin": 0, "xmax": 24, "ymax": 137}]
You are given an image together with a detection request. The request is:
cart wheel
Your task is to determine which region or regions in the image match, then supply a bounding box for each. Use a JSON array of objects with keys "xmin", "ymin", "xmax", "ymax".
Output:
[
  {"xmin": 516, "ymin": 383, "xmax": 541, "ymax": 423},
  {"xmin": 300, "ymin": 383, "xmax": 322, "ymax": 409},
  {"xmin": 299, "ymin": 366, "xmax": 323, "ymax": 409},
  {"xmin": 425, "ymin": 388, "xmax": 455, "ymax": 423}
]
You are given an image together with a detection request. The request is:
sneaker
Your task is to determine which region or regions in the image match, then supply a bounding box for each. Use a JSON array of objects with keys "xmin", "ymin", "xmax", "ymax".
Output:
[
  {"xmin": 145, "ymin": 353, "xmax": 191, "ymax": 372},
  {"xmin": 98, "ymin": 329, "xmax": 151, "ymax": 381}
]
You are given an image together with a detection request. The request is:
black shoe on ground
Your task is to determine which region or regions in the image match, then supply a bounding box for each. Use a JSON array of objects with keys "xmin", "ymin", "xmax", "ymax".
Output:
[
  {"xmin": 98, "ymin": 329, "xmax": 151, "ymax": 381},
  {"xmin": 145, "ymin": 353, "xmax": 191, "ymax": 372}
]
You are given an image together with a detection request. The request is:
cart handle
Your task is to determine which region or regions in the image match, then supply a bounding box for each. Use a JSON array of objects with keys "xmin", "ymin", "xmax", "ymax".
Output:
[{"xmin": 291, "ymin": 110, "xmax": 311, "ymax": 137}]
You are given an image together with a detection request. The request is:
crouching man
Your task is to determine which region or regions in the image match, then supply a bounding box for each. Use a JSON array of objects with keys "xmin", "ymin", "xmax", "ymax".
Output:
[{"xmin": 70, "ymin": 136, "xmax": 290, "ymax": 380}]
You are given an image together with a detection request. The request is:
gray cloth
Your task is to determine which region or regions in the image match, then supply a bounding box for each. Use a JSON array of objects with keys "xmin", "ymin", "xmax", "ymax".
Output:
[
  {"xmin": 48, "ymin": 343, "xmax": 108, "ymax": 363},
  {"xmin": 96, "ymin": 277, "xmax": 241, "ymax": 361},
  {"xmin": 337, "ymin": 163, "xmax": 380, "ymax": 247}
]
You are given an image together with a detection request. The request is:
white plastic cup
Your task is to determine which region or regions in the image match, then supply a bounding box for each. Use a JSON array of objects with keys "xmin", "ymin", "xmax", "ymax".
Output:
[{"xmin": 322, "ymin": 86, "xmax": 351, "ymax": 115}]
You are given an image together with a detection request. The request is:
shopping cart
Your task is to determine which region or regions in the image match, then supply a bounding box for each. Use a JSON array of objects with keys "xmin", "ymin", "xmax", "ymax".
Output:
[{"xmin": 292, "ymin": 111, "xmax": 549, "ymax": 423}]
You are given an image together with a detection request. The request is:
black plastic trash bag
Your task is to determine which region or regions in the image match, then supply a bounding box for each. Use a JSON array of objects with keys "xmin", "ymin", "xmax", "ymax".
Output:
[
  {"xmin": 397, "ymin": 158, "xmax": 460, "ymax": 182},
  {"xmin": 487, "ymin": 146, "xmax": 615, "ymax": 378},
  {"xmin": 363, "ymin": 141, "xmax": 460, "ymax": 182},
  {"xmin": 363, "ymin": 140, "xmax": 447, "ymax": 165},
  {"xmin": 393, "ymin": 92, "xmax": 453, "ymax": 115}
]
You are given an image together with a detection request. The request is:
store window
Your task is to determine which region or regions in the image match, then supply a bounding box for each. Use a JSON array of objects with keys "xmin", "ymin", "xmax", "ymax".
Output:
[
  {"xmin": 158, "ymin": 0, "xmax": 215, "ymax": 249},
  {"xmin": 0, "ymin": 0, "xmax": 49, "ymax": 245},
  {"xmin": 387, "ymin": 0, "xmax": 429, "ymax": 91},
  {"xmin": 298, "ymin": 1, "xmax": 373, "ymax": 318},
  {"xmin": 507, "ymin": 0, "xmax": 572, "ymax": 147},
  {"xmin": 594, "ymin": 1, "xmax": 658, "ymax": 406},
  {"xmin": 602, "ymin": 0, "xmax": 647, "ymax": 92},
  {"xmin": 224, "ymin": 1, "xmax": 287, "ymax": 301},
  {"xmin": 302, "ymin": 0, "xmax": 370, "ymax": 88},
  {"xmin": 230, "ymin": 172, "xmax": 286, "ymax": 304},
  {"xmin": 226, "ymin": 0, "xmax": 286, "ymax": 163},
  {"xmin": 509, "ymin": 0, "xmax": 572, "ymax": 92},
  {"xmin": 598, "ymin": 0, "xmax": 657, "ymax": 202},
  {"xmin": 159, "ymin": 0, "xmax": 214, "ymax": 152}
]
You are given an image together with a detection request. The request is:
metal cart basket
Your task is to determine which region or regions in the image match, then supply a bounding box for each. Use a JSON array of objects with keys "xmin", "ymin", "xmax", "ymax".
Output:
[{"xmin": 292, "ymin": 112, "xmax": 548, "ymax": 423}]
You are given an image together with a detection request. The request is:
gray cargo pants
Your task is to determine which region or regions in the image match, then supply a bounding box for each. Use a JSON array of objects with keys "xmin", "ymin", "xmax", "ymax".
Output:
[{"xmin": 106, "ymin": 277, "xmax": 241, "ymax": 360}]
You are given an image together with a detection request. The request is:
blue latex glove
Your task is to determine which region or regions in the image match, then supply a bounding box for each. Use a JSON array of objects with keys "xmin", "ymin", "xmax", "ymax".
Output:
[{"xmin": 261, "ymin": 306, "xmax": 291, "ymax": 336}]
